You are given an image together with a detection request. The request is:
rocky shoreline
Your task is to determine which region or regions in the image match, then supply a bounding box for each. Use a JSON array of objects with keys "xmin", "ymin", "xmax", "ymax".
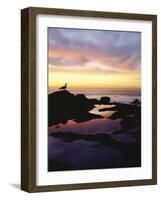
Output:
[
  {"xmin": 48, "ymin": 90, "xmax": 141, "ymax": 171},
  {"xmin": 48, "ymin": 90, "xmax": 111, "ymax": 126}
]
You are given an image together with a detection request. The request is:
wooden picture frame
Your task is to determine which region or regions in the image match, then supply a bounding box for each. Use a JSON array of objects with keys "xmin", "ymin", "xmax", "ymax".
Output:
[{"xmin": 21, "ymin": 7, "xmax": 157, "ymax": 192}]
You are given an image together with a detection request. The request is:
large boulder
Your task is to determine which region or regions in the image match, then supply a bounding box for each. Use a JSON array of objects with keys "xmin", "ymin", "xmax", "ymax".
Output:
[
  {"xmin": 99, "ymin": 96, "xmax": 110, "ymax": 104},
  {"xmin": 48, "ymin": 90, "xmax": 75, "ymax": 125},
  {"xmin": 48, "ymin": 90, "xmax": 99, "ymax": 126}
]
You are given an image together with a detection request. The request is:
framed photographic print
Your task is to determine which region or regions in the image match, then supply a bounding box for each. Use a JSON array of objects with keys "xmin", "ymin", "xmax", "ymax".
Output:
[{"xmin": 21, "ymin": 7, "xmax": 157, "ymax": 192}]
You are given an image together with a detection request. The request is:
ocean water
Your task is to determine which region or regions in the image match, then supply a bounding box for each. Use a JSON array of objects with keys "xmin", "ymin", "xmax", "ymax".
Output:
[
  {"xmin": 49, "ymin": 88, "xmax": 141, "ymax": 103},
  {"xmin": 69, "ymin": 88, "xmax": 141, "ymax": 103}
]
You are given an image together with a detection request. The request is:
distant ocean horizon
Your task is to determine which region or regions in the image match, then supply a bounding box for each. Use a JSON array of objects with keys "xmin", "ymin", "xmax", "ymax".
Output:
[{"xmin": 48, "ymin": 88, "xmax": 141, "ymax": 104}]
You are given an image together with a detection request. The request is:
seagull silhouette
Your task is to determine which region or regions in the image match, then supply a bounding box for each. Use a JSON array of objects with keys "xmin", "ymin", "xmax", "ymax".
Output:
[{"xmin": 59, "ymin": 83, "xmax": 67, "ymax": 90}]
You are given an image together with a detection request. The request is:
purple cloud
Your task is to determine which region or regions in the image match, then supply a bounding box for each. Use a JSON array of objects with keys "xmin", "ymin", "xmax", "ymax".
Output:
[{"xmin": 48, "ymin": 27, "xmax": 141, "ymax": 71}]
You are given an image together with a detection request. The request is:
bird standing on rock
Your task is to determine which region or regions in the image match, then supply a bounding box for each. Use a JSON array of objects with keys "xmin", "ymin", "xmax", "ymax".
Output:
[{"xmin": 59, "ymin": 83, "xmax": 67, "ymax": 90}]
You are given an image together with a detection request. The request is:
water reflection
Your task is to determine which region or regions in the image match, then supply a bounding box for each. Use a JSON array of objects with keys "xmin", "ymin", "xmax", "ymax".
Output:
[
  {"xmin": 48, "ymin": 137, "xmax": 123, "ymax": 170},
  {"xmin": 49, "ymin": 118, "xmax": 122, "ymax": 135},
  {"xmin": 48, "ymin": 102, "xmax": 141, "ymax": 171},
  {"xmin": 89, "ymin": 104, "xmax": 116, "ymax": 117}
]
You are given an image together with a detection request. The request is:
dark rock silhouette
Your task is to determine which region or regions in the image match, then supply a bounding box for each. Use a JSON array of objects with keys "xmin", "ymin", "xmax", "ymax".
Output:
[
  {"xmin": 131, "ymin": 98, "xmax": 141, "ymax": 105},
  {"xmin": 48, "ymin": 90, "xmax": 103, "ymax": 126},
  {"xmin": 109, "ymin": 103, "xmax": 141, "ymax": 120},
  {"xmin": 109, "ymin": 102, "xmax": 141, "ymax": 132},
  {"xmin": 99, "ymin": 96, "xmax": 110, "ymax": 104},
  {"xmin": 89, "ymin": 98, "xmax": 99, "ymax": 105},
  {"xmin": 48, "ymin": 159, "xmax": 72, "ymax": 171}
]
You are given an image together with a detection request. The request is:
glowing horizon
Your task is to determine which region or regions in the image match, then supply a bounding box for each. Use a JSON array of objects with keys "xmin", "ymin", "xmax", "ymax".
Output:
[
  {"xmin": 48, "ymin": 28, "xmax": 141, "ymax": 92},
  {"xmin": 48, "ymin": 69, "xmax": 141, "ymax": 90}
]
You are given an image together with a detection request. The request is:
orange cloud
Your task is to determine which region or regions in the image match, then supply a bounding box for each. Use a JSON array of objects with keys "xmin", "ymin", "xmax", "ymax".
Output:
[
  {"xmin": 48, "ymin": 49, "xmax": 82, "ymax": 59},
  {"xmin": 48, "ymin": 48, "xmax": 140, "ymax": 73}
]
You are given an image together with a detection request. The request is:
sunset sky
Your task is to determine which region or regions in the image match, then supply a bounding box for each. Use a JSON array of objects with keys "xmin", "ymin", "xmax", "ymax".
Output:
[{"xmin": 48, "ymin": 28, "xmax": 141, "ymax": 91}]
